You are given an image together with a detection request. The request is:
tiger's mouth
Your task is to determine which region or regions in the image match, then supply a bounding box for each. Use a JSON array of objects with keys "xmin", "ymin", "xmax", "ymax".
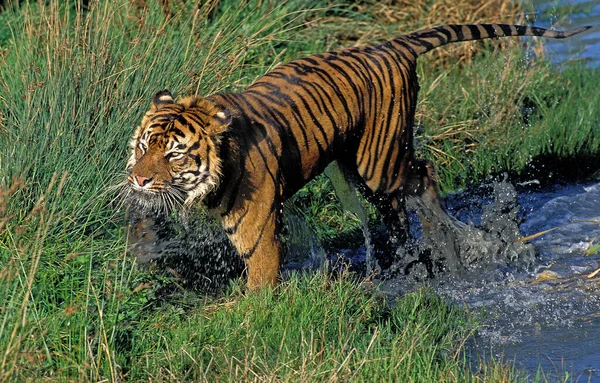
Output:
[
  {"xmin": 124, "ymin": 181, "xmax": 187, "ymax": 216},
  {"xmin": 124, "ymin": 174, "xmax": 221, "ymax": 216}
]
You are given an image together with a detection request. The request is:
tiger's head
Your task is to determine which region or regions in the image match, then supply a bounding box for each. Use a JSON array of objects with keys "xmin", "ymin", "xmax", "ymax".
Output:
[{"xmin": 126, "ymin": 90, "xmax": 231, "ymax": 214}]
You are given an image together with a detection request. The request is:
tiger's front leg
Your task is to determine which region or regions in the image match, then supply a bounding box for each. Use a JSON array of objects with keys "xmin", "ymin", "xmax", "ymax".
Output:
[
  {"xmin": 245, "ymin": 231, "xmax": 282, "ymax": 289},
  {"xmin": 223, "ymin": 205, "xmax": 282, "ymax": 290}
]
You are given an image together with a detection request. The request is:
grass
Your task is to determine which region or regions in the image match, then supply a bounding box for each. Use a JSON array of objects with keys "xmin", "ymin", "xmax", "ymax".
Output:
[
  {"xmin": 1, "ymin": 206, "xmax": 522, "ymax": 382},
  {"xmin": 0, "ymin": 0, "xmax": 598, "ymax": 381},
  {"xmin": 416, "ymin": 51, "xmax": 600, "ymax": 191}
]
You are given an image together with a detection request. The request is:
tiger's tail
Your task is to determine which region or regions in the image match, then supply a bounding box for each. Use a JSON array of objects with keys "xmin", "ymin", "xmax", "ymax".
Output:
[{"xmin": 402, "ymin": 24, "xmax": 592, "ymax": 57}]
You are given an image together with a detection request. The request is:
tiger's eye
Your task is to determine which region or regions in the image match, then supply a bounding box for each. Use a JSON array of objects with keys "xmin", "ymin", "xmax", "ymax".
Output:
[{"xmin": 166, "ymin": 152, "xmax": 184, "ymax": 161}]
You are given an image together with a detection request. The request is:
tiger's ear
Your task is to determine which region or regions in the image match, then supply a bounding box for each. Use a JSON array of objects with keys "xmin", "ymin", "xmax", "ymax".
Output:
[
  {"xmin": 181, "ymin": 96, "xmax": 231, "ymax": 135},
  {"xmin": 151, "ymin": 90, "xmax": 175, "ymax": 110},
  {"xmin": 209, "ymin": 107, "xmax": 231, "ymax": 135},
  {"xmin": 193, "ymin": 98, "xmax": 231, "ymax": 135}
]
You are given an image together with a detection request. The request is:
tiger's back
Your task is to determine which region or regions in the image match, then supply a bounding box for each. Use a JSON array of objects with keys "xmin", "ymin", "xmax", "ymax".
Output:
[
  {"xmin": 212, "ymin": 44, "xmax": 419, "ymax": 193},
  {"xmin": 209, "ymin": 24, "xmax": 590, "ymax": 197}
]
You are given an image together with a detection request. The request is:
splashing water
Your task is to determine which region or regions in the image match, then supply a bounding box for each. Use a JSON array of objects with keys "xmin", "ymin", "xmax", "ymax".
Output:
[
  {"xmin": 436, "ymin": 181, "xmax": 600, "ymax": 382},
  {"xmin": 283, "ymin": 214, "xmax": 327, "ymax": 273},
  {"xmin": 126, "ymin": 206, "xmax": 243, "ymax": 294},
  {"xmin": 324, "ymin": 162, "xmax": 378, "ymax": 276}
]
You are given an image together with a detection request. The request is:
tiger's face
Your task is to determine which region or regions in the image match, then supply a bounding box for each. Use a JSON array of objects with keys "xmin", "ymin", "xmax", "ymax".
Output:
[{"xmin": 126, "ymin": 90, "xmax": 230, "ymax": 214}]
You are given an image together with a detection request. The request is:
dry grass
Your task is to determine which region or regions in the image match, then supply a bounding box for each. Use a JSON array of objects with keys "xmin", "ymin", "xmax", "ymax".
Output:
[{"xmin": 315, "ymin": 0, "xmax": 525, "ymax": 66}]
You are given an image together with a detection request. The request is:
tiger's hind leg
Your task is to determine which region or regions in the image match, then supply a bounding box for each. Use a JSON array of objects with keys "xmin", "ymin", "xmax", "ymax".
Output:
[{"xmin": 402, "ymin": 158, "xmax": 463, "ymax": 273}]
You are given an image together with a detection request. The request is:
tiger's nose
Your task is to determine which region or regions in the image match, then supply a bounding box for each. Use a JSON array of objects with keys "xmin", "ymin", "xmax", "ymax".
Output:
[{"xmin": 134, "ymin": 175, "xmax": 153, "ymax": 187}]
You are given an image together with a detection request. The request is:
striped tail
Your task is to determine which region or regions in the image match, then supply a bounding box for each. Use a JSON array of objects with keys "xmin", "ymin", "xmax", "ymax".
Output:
[{"xmin": 403, "ymin": 24, "xmax": 592, "ymax": 56}]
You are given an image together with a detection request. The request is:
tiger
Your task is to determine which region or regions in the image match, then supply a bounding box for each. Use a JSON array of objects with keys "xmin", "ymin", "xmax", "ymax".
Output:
[{"xmin": 126, "ymin": 23, "xmax": 590, "ymax": 289}]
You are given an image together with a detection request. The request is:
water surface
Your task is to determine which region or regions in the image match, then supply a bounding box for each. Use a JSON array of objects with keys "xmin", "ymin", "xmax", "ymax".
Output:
[
  {"xmin": 530, "ymin": 0, "xmax": 600, "ymax": 67},
  {"xmin": 440, "ymin": 182, "xmax": 600, "ymax": 382}
]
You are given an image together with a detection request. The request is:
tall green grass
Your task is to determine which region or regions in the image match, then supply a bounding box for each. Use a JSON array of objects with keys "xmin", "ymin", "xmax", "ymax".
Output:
[
  {"xmin": 0, "ymin": 0, "xmax": 321, "ymax": 212},
  {"xmin": 0, "ymin": 1, "xmax": 332, "ymax": 380},
  {"xmin": 416, "ymin": 49, "xmax": 600, "ymax": 191}
]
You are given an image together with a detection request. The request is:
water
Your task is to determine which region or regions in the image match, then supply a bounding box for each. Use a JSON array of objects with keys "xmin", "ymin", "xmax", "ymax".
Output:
[
  {"xmin": 308, "ymin": 169, "xmax": 599, "ymax": 380},
  {"xmin": 126, "ymin": 208, "xmax": 244, "ymax": 294},
  {"xmin": 501, "ymin": 183, "xmax": 600, "ymax": 381},
  {"xmin": 530, "ymin": 0, "xmax": 600, "ymax": 67},
  {"xmin": 430, "ymin": 181, "xmax": 600, "ymax": 381},
  {"xmin": 463, "ymin": 2, "xmax": 600, "ymax": 379},
  {"xmin": 316, "ymin": 178, "xmax": 600, "ymax": 380}
]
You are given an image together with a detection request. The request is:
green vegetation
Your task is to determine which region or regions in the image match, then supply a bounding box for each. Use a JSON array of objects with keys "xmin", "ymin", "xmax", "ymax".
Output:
[
  {"xmin": 0, "ymin": 216, "xmax": 520, "ymax": 383},
  {"xmin": 417, "ymin": 52, "xmax": 600, "ymax": 191},
  {"xmin": 0, "ymin": 0, "xmax": 598, "ymax": 381}
]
